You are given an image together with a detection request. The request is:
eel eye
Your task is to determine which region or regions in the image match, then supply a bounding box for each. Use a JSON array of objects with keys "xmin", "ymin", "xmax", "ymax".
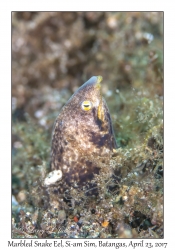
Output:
[{"xmin": 81, "ymin": 101, "xmax": 92, "ymax": 111}]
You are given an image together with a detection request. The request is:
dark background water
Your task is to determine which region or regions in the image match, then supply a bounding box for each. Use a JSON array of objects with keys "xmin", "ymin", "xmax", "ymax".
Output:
[{"xmin": 12, "ymin": 12, "xmax": 163, "ymax": 238}]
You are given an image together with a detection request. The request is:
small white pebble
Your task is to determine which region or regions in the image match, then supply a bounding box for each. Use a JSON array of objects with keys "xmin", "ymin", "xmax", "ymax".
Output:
[
  {"xmin": 123, "ymin": 196, "xmax": 128, "ymax": 201},
  {"xmin": 44, "ymin": 170, "xmax": 62, "ymax": 186},
  {"xmin": 35, "ymin": 110, "xmax": 44, "ymax": 118},
  {"xmin": 106, "ymin": 90, "xmax": 113, "ymax": 97},
  {"xmin": 14, "ymin": 141, "xmax": 23, "ymax": 148}
]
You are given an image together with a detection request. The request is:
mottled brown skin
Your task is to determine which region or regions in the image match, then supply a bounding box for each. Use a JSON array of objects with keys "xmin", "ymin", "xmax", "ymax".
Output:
[{"xmin": 50, "ymin": 76, "xmax": 117, "ymax": 196}]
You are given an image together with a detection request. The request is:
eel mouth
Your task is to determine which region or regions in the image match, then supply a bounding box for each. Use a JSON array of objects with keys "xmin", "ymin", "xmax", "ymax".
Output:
[
  {"xmin": 95, "ymin": 76, "xmax": 105, "ymax": 123},
  {"xmin": 97, "ymin": 98, "xmax": 105, "ymax": 123}
]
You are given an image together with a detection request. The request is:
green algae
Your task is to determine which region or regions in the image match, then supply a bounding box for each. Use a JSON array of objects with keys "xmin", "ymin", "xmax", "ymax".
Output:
[{"xmin": 12, "ymin": 12, "xmax": 163, "ymax": 238}]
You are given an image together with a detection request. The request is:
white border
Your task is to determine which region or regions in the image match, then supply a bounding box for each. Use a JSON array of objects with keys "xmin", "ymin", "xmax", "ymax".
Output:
[{"xmin": 1, "ymin": 1, "xmax": 175, "ymax": 249}]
